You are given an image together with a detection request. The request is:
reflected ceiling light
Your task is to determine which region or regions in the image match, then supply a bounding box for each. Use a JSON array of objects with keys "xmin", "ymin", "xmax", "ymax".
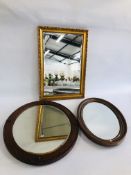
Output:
[
  {"xmin": 56, "ymin": 34, "xmax": 65, "ymax": 43},
  {"xmin": 44, "ymin": 50, "xmax": 50, "ymax": 56}
]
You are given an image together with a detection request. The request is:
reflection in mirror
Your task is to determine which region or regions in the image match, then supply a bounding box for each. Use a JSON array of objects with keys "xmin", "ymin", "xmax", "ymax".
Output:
[
  {"xmin": 13, "ymin": 105, "xmax": 71, "ymax": 154},
  {"xmin": 35, "ymin": 105, "xmax": 71, "ymax": 142},
  {"xmin": 83, "ymin": 102, "xmax": 120, "ymax": 140},
  {"xmin": 44, "ymin": 32, "xmax": 82, "ymax": 96},
  {"xmin": 38, "ymin": 26, "xmax": 87, "ymax": 100},
  {"xmin": 4, "ymin": 101, "xmax": 78, "ymax": 165}
]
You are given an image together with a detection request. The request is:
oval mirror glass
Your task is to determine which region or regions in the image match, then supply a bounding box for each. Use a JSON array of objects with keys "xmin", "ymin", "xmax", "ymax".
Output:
[
  {"xmin": 83, "ymin": 102, "xmax": 120, "ymax": 140},
  {"xmin": 13, "ymin": 105, "xmax": 71, "ymax": 154},
  {"xmin": 78, "ymin": 98, "xmax": 127, "ymax": 146}
]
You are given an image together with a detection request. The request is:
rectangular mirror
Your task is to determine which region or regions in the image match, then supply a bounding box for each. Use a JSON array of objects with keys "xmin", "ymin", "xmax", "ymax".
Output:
[{"xmin": 38, "ymin": 26, "xmax": 88, "ymax": 100}]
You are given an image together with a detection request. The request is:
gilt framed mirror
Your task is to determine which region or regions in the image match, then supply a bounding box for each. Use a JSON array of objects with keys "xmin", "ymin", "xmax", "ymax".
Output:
[{"xmin": 38, "ymin": 26, "xmax": 88, "ymax": 100}]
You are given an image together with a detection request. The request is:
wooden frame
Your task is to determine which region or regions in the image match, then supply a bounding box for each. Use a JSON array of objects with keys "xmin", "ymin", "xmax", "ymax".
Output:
[
  {"xmin": 38, "ymin": 26, "xmax": 88, "ymax": 100},
  {"xmin": 77, "ymin": 98, "xmax": 127, "ymax": 146},
  {"xmin": 3, "ymin": 101, "xmax": 78, "ymax": 165}
]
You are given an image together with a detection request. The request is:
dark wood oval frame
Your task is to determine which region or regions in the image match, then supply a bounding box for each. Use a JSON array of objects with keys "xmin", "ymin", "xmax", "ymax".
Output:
[
  {"xmin": 77, "ymin": 98, "xmax": 127, "ymax": 146},
  {"xmin": 3, "ymin": 101, "xmax": 79, "ymax": 166}
]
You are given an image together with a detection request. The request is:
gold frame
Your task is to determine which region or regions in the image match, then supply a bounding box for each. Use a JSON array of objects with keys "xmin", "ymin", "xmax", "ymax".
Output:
[
  {"xmin": 38, "ymin": 26, "xmax": 88, "ymax": 100},
  {"xmin": 35, "ymin": 105, "xmax": 68, "ymax": 142}
]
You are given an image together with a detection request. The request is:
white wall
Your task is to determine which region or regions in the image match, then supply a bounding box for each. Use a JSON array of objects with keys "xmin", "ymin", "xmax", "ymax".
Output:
[
  {"xmin": 0, "ymin": 0, "xmax": 131, "ymax": 175},
  {"xmin": 45, "ymin": 58, "xmax": 69, "ymax": 78},
  {"xmin": 45, "ymin": 58, "xmax": 80, "ymax": 78}
]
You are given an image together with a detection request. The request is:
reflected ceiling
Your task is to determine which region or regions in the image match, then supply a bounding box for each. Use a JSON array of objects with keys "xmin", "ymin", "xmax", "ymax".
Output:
[{"xmin": 44, "ymin": 33, "xmax": 82, "ymax": 65}]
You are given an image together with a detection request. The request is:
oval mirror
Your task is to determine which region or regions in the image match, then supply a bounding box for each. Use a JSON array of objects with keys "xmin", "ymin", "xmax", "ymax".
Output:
[
  {"xmin": 3, "ymin": 101, "xmax": 78, "ymax": 165},
  {"xmin": 77, "ymin": 98, "xmax": 127, "ymax": 146}
]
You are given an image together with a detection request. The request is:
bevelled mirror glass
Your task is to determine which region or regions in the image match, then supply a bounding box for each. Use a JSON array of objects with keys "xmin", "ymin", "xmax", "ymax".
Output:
[
  {"xmin": 77, "ymin": 98, "xmax": 127, "ymax": 146},
  {"xmin": 3, "ymin": 101, "xmax": 78, "ymax": 165},
  {"xmin": 38, "ymin": 26, "xmax": 88, "ymax": 101}
]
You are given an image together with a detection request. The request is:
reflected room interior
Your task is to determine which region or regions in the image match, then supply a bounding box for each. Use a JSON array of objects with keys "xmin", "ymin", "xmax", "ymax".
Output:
[{"xmin": 43, "ymin": 32, "xmax": 82, "ymax": 95}]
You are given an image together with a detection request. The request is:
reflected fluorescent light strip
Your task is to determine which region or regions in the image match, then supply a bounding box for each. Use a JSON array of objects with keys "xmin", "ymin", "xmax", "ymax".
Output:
[
  {"xmin": 56, "ymin": 34, "xmax": 65, "ymax": 43},
  {"xmin": 44, "ymin": 50, "xmax": 50, "ymax": 56}
]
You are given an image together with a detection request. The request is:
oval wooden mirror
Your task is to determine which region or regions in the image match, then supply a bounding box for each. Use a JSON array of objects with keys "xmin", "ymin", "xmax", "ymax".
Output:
[
  {"xmin": 3, "ymin": 101, "xmax": 78, "ymax": 165},
  {"xmin": 77, "ymin": 98, "xmax": 127, "ymax": 146}
]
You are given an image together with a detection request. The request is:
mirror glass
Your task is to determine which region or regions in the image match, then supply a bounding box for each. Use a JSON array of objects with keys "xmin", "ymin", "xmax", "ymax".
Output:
[
  {"xmin": 83, "ymin": 102, "xmax": 120, "ymax": 140},
  {"xmin": 44, "ymin": 32, "xmax": 82, "ymax": 96},
  {"xmin": 35, "ymin": 105, "xmax": 70, "ymax": 142},
  {"xmin": 13, "ymin": 105, "xmax": 71, "ymax": 154},
  {"xmin": 39, "ymin": 27, "xmax": 87, "ymax": 100}
]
